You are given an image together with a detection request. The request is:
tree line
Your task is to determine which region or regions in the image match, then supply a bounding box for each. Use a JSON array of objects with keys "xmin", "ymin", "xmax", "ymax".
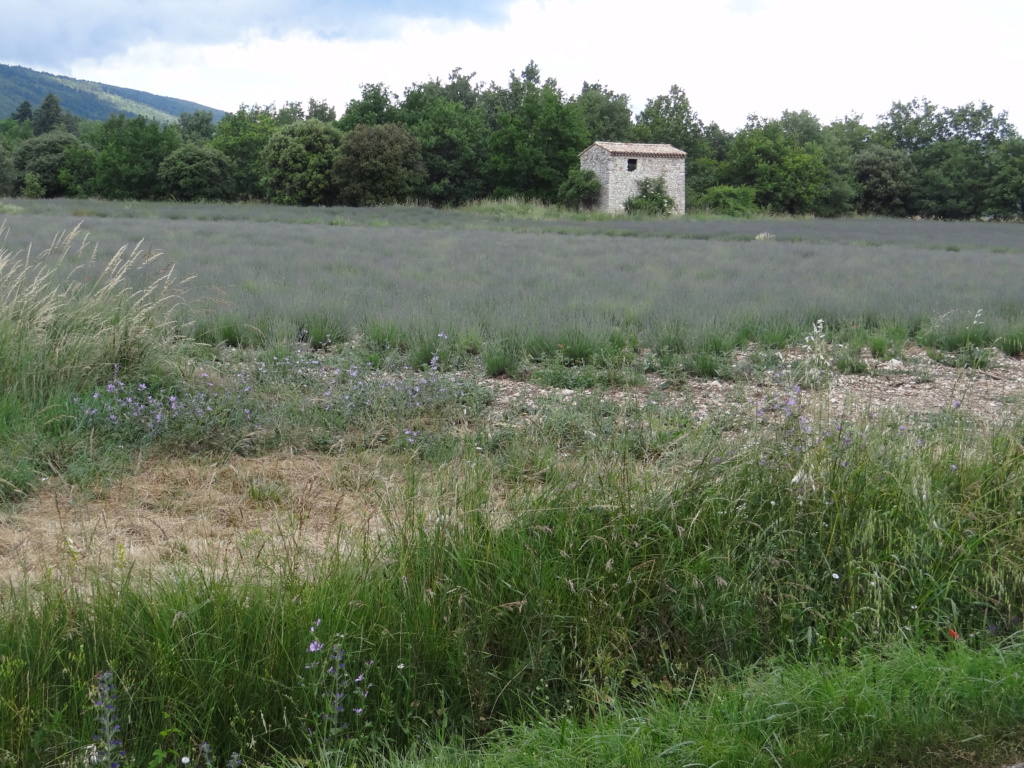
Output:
[{"xmin": 1, "ymin": 62, "xmax": 1022, "ymax": 218}]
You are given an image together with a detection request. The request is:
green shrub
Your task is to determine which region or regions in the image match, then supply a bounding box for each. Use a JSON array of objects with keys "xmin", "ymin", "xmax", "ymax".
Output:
[
  {"xmin": 698, "ymin": 185, "xmax": 759, "ymax": 216},
  {"xmin": 484, "ymin": 337, "xmax": 524, "ymax": 377},
  {"xmin": 556, "ymin": 169, "xmax": 601, "ymax": 211},
  {"xmin": 158, "ymin": 144, "xmax": 235, "ymax": 201},
  {"xmin": 19, "ymin": 171, "xmax": 45, "ymax": 199},
  {"xmin": 623, "ymin": 176, "xmax": 675, "ymax": 216},
  {"xmin": 997, "ymin": 331, "xmax": 1024, "ymax": 357}
]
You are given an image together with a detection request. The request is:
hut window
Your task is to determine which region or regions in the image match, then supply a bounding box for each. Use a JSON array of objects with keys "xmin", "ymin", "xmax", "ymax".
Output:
[{"xmin": 627, "ymin": 158, "xmax": 637, "ymax": 172}]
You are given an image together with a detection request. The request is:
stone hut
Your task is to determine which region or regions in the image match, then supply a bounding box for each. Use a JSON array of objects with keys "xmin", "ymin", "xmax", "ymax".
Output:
[{"xmin": 579, "ymin": 141, "xmax": 687, "ymax": 214}]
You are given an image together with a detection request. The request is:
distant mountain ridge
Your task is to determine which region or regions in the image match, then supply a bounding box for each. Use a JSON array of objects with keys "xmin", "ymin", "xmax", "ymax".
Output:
[{"xmin": 0, "ymin": 62, "xmax": 226, "ymax": 123}]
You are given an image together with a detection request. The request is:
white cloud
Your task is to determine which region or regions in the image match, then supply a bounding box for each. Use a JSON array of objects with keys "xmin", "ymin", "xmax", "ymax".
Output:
[
  {"xmin": 1, "ymin": 0, "xmax": 511, "ymax": 71},
  {"xmin": 65, "ymin": 0, "xmax": 1024, "ymax": 132}
]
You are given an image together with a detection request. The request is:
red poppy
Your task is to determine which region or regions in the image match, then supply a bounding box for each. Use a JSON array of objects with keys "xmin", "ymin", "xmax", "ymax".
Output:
[{"xmin": 948, "ymin": 629, "xmax": 960, "ymax": 640}]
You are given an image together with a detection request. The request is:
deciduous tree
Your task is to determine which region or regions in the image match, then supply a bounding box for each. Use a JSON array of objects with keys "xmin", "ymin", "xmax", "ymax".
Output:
[
  {"xmin": 307, "ymin": 98, "xmax": 337, "ymax": 123},
  {"xmin": 58, "ymin": 141, "xmax": 98, "ymax": 198},
  {"xmin": 178, "ymin": 110, "xmax": 215, "ymax": 143},
  {"xmin": 211, "ymin": 104, "xmax": 278, "ymax": 199},
  {"xmin": 572, "ymin": 82, "xmax": 633, "ymax": 143},
  {"xmin": 158, "ymin": 144, "xmax": 234, "ymax": 200},
  {"xmin": 261, "ymin": 119, "xmax": 344, "ymax": 205},
  {"xmin": 276, "ymin": 100, "xmax": 306, "ymax": 126},
  {"xmin": 483, "ymin": 63, "xmax": 589, "ymax": 202},
  {"xmin": 334, "ymin": 123, "xmax": 425, "ymax": 206},
  {"xmin": 92, "ymin": 114, "xmax": 182, "ymax": 199},
  {"xmin": 633, "ymin": 85, "xmax": 703, "ymax": 150},
  {"xmin": 633, "ymin": 86, "xmax": 724, "ymax": 195},
  {"xmin": 338, "ymin": 84, "xmax": 400, "ymax": 132},
  {"xmin": 12, "ymin": 130, "xmax": 82, "ymax": 197},
  {"xmin": 723, "ymin": 117, "xmax": 829, "ymax": 215},
  {"xmin": 400, "ymin": 76, "xmax": 489, "ymax": 205}
]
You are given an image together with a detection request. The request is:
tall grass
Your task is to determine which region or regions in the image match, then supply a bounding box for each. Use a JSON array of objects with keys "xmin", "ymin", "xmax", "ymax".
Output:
[
  {"xmin": 0, "ymin": 222, "xmax": 189, "ymax": 499},
  {"xmin": 391, "ymin": 641, "xmax": 1024, "ymax": 768},
  {"xmin": 0, "ymin": 222, "xmax": 185, "ymax": 405},
  {"xmin": 3, "ymin": 394, "xmax": 1024, "ymax": 765}
]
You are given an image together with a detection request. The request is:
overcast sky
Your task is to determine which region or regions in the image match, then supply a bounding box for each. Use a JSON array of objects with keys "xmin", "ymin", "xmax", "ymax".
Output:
[{"xmin": 4, "ymin": 0, "xmax": 1021, "ymax": 132}]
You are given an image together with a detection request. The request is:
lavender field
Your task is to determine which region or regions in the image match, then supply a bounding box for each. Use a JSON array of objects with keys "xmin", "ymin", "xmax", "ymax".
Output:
[{"xmin": 3, "ymin": 197, "xmax": 1023, "ymax": 352}]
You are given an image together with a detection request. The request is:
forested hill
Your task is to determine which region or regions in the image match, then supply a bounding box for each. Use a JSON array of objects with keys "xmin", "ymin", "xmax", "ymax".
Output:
[{"xmin": 0, "ymin": 63, "xmax": 225, "ymax": 123}]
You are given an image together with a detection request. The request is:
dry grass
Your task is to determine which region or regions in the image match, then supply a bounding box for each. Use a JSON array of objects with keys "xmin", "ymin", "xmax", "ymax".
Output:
[
  {"xmin": 0, "ymin": 221, "xmax": 188, "ymax": 402},
  {"xmin": 0, "ymin": 448, "xmax": 524, "ymax": 582},
  {"xmin": 2, "ymin": 452, "xmax": 389, "ymax": 581}
]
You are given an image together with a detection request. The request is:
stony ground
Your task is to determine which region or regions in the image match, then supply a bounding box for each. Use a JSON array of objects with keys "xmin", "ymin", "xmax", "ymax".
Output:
[{"xmin": 3, "ymin": 344, "xmax": 1024, "ymax": 583}]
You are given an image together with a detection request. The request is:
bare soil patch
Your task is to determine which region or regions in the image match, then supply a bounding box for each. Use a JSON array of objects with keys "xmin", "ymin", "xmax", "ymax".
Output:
[{"xmin": 4, "ymin": 345, "xmax": 1024, "ymax": 582}]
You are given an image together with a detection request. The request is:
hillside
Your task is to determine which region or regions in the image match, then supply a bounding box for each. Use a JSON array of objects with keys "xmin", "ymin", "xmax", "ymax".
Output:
[{"xmin": 0, "ymin": 62, "xmax": 226, "ymax": 123}]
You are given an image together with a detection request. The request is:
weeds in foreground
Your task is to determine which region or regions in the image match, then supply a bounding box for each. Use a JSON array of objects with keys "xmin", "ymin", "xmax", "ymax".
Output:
[
  {"xmin": 0, "ymin": 224, "xmax": 190, "ymax": 499},
  {"xmin": 5, "ymin": 390, "xmax": 1024, "ymax": 765}
]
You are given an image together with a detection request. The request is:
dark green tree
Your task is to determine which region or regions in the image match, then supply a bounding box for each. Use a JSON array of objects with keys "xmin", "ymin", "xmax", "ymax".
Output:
[
  {"xmin": 556, "ymin": 168, "xmax": 601, "ymax": 210},
  {"xmin": 334, "ymin": 123, "xmax": 425, "ymax": 206},
  {"xmin": 58, "ymin": 141, "xmax": 98, "ymax": 198},
  {"xmin": 12, "ymin": 130, "xmax": 82, "ymax": 197},
  {"xmin": 338, "ymin": 84, "xmax": 400, "ymax": 132},
  {"xmin": 571, "ymin": 82, "xmax": 633, "ymax": 143},
  {"xmin": 878, "ymin": 99, "xmax": 1018, "ymax": 219},
  {"xmin": 633, "ymin": 85, "xmax": 704, "ymax": 150},
  {"xmin": 723, "ymin": 117, "xmax": 830, "ymax": 215},
  {"xmin": 911, "ymin": 138, "xmax": 988, "ymax": 219},
  {"xmin": 276, "ymin": 101, "xmax": 306, "ymax": 126},
  {"xmin": 483, "ymin": 63, "xmax": 589, "ymax": 202},
  {"xmin": 158, "ymin": 144, "xmax": 234, "ymax": 200},
  {"xmin": 400, "ymin": 75, "xmax": 490, "ymax": 205},
  {"xmin": 10, "ymin": 100, "xmax": 33, "ymax": 124},
  {"xmin": 92, "ymin": 115, "xmax": 182, "ymax": 199},
  {"xmin": 775, "ymin": 110, "xmax": 857, "ymax": 216},
  {"xmin": 632, "ymin": 86, "xmax": 723, "ymax": 195},
  {"xmin": 211, "ymin": 104, "xmax": 278, "ymax": 199},
  {"xmin": 854, "ymin": 144, "xmax": 917, "ymax": 216},
  {"xmin": 261, "ymin": 119, "xmax": 344, "ymax": 205},
  {"xmin": 178, "ymin": 111, "xmax": 216, "ymax": 143},
  {"xmin": 307, "ymin": 99, "xmax": 337, "ymax": 123},
  {"xmin": 985, "ymin": 137, "xmax": 1024, "ymax": 219},
  {"xmin": 33, "ymin": 94, "xmax": 64, "ymax": 135},
  {"xmin": 0, "ymin": 142, "xmax": 15, "ymax": 195}
]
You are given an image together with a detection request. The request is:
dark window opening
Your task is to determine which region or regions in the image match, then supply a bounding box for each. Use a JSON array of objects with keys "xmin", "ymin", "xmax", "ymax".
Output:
[{"xmin": 627, "ymin": 158, "xmax": 638, "ymax": 172}]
